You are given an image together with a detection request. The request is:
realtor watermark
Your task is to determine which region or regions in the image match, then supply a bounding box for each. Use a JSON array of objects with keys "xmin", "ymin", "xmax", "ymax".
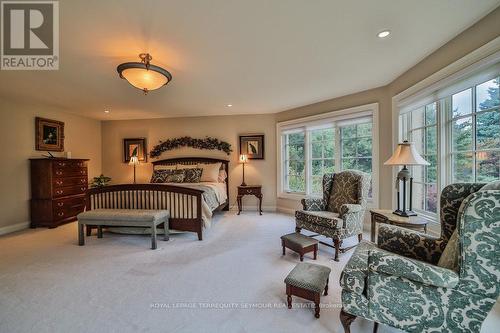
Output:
[
  {"xmin": 150, "ymin": 302, "xmax": 342, "ymax": 310},
  {"xmin": 1, "ymin": 0, "xmax": 59, "ymax": 70}
]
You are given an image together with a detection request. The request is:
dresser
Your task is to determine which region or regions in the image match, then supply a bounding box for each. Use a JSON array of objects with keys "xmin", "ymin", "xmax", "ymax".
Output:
[{"xmin": 30, "ymin": 158, "xmax": 89, "ymax": 228}]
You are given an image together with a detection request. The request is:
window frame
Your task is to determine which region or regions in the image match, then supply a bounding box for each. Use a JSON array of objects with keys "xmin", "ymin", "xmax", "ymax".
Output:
[{"xmin": 277, "ymin": 103, "xmax": 379, "ymax": 208}]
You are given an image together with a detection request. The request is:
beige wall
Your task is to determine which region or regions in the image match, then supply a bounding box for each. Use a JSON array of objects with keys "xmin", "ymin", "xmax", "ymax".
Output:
[
  {"xmin": 0, "ymin": 97, "xmax": 102, "ymax": 231},
  {"xmin": 101, "ymin": 114, "xmax": 276, "ymax": 210}
]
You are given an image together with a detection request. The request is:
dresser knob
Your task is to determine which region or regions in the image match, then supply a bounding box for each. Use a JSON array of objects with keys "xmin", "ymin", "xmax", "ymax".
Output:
[
  {"xmin": 56, "ymin": 181, "xmax": 62, "ymax": 185},
  {"xmin": 57, "ymin": 202, "xmax": 64, "ymax": 207},
  {"xmin": 81, "ymin": 187, "xmax": 86, "ymax": 191},
  {"xmin": 80, "ymin": 179, "xmax": 85, "ymax": 183},
  {"xmin": 58, "ymin": 212, "xmax": 64, "ymax": 217},
  {"xmin": 58, "ymin": 162, "xmax": 66, "ymax": 167},
  {"xmin": 56, "ymin": 171, "xmax": 62, "ymax": 175},
  {"xmin": 56, "ymin": 190, "xmax": 63, "ymax": 194}
]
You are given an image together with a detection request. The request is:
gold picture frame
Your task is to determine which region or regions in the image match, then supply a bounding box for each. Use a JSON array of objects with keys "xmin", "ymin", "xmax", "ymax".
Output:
[{"xmin": 35, "ymin": 117, "xmax": 65, "ymax": 152}]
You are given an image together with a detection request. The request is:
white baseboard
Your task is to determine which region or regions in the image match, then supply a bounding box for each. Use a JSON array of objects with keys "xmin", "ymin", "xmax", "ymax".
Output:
[
  {"xmin": 0, "ymin": 221, "xmax": 30, "ymax": 236},
  {"xmin": 276, "ymin": 207, "xmax": 295, "ymax": 215}
]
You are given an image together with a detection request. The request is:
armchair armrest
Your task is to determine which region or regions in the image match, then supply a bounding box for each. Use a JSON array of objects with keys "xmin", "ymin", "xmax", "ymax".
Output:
[
  {"xmin": 340, "ymin": 204, "xmax": 363, "ymax": 216},
  {"xmin": 377, "ymin": 224, "xmax": 444, "ymax": 264},
  {"xmin": 368, "ymin": 247, "xmax": 459, "ymax": 288},
  {"xmin": 301, "ymin": 197, "xmax": 326, "ymax": 211}
]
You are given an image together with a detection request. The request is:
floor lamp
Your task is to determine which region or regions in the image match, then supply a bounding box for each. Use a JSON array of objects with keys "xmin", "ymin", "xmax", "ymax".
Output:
[{"xmin": 384, "ymin": 141, "xmax": 429, "ymax": 217}]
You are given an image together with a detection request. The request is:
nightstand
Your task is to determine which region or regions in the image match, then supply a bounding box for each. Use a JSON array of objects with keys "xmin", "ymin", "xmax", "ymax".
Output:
[{"xmin": 237, "ymin": 185, "xmax": 262, "ymax": 215}]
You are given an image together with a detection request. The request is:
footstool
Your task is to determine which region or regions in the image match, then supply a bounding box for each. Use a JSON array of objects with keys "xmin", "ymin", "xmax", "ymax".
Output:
[
  {"xmin": 284, "ymin": 262, "xmax": 331, "ymax": 318},
  {"xmin": 281, "ymin": 232, "xmax": 318, "ymax": 261}
]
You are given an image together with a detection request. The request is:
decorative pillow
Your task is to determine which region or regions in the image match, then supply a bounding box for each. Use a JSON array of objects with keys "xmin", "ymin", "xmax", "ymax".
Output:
[
  {"xmin": 198, "ymin": 163, "xmax": 222, "ymax": 182},
  {"xmin": 150, "ymin": 169, "xmax": 183, "ymax": 183},
  {"xmin": 164, "ymin": 171, "xmax": 185, "ymax": 183},
  {"xmin": 218, "ymin": 169, "xmax": 228, "ymax": 183},
  {"xmin": 181, "ymin": 168, "xmax": 203, "ymax": 183},
  {"xmin": 437, "ymin": 228, "xmax": 459, "ymax": 272},
  {"xmin": 480, "ymin": 180, "xmax": 500, "ymax": 191},
  {"xmin": 150, "ymin": 170, "xmax": 170, "ymax": 183}
]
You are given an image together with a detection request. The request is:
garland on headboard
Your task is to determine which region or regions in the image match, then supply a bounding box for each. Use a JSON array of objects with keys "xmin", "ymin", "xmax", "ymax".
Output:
[{"xmin": 149, "ymin": 136, "xmax": 232, "ymax": 158}]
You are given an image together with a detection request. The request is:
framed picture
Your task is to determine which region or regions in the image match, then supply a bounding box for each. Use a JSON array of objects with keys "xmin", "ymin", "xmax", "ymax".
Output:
[
  {"xmin": 35, "ymin": 117, "xmax": 65, "ymax": 152},
  {"xmin": 123, "ymin": 138, "xmax": 147, "ymax": 163},
  {"xmin": 239, "ymin": 135, "xmax": 264, "ymax": 160}
]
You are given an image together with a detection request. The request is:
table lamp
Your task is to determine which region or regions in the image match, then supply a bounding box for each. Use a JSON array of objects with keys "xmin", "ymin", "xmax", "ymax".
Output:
[
  {"xmin": 129, "ymin": 155, "xmax": 140, "ymax": 184},
  {"xmin": 384, "ymin": 141, "xmax": 429, "ymax": 217},
  {"xmin": 239, "ymin": 154, "xmax": 248, "ymax": 186}
]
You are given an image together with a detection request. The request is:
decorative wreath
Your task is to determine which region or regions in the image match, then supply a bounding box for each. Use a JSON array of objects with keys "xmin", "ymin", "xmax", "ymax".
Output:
[{"xmin": 149, "ymin": 136, "xmax": 232, "ymax": 158}]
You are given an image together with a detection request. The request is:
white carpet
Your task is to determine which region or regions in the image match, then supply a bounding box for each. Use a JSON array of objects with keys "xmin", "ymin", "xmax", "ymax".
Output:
[{"xmin": 0, "ymin": 212, "xmax": 498, "ymax": 333}]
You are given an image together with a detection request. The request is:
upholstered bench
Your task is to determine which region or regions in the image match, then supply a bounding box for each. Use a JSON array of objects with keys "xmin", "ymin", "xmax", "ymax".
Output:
[
  {"xmin": 284, "ymin": 262, "xmax": 331, "ymax": 318},
  {"xmin": 281, "ymin": 232, "xmax": 318, "ymax": 261},
  {"xmin": 77, "ymin": 209, "xmax": 169, "ymax": 249}
]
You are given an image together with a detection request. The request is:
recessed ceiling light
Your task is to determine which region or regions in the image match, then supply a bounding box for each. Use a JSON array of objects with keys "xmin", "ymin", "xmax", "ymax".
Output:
[
  {"xmin": 104, "ymin": 110, "xmax": 110, "ymax": 113},
  {"xmin": 377, "ymin": 30, "xmax": 391, "ymax": 38},
  {"xmin": 226, "ymin": 104, "xmax": 233, "ymax": 107}
]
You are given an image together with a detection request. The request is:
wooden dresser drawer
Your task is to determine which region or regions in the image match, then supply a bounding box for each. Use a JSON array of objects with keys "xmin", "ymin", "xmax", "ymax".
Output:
[
  {"xmin": 53, "ymin": 177, "xmax": 88, "ymax": 188},
  {"xmin": 53, "ymin": 197, "xmax": 86, "ymax": 221},
  {"xmin": 53, "ymin": 185, "xmax": 88, "ymax": 198},
  {"xmin": 53, "ymin": 160, "xmax": 87, "ymax": 168},
  {"xmin": 53, "ymin": 167, "xmax": 87, "ymax": 177}
]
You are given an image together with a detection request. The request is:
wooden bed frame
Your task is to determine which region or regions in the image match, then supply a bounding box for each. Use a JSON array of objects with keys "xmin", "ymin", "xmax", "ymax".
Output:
[{"xmin": 84, "ymin": 157, "xmax": 229, "ymax": 240}]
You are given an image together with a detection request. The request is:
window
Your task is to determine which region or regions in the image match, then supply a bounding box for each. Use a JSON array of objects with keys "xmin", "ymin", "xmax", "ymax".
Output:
[
  {"xmin": 278, "ymin": 104, "xmax": 378, "ymax": 204},
  {"xmin": 400, "ymin": 74, "xmax": 499, "ymax": 217},
  {"xmin": 283, "ymin": 131, "xmax": 305, "ymax": 193},
  {"xmin": 451, "ymin": 78, "xmax": 500, "ymax": 183},
  {"xmin": 310, "ymin": 127, "xmax": 335, "ymax": 195}
]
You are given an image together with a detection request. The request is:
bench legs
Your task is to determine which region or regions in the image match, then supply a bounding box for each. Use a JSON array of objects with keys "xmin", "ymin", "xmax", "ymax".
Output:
[
  {"xmin": 97, "ymin": 226, "xmax": 103, "ymax": 238},
  {"xmin": 152, "ymin": 224, "xmax": 157, "ymax": 250},
  {"xmin": 78, "ymin": 223, "xmax": 85, "ymax": 246}
]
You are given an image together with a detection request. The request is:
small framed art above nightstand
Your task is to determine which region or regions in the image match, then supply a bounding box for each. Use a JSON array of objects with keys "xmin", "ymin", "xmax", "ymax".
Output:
[{"xmin": 237, "ymin": 185, "xmax": 262, "ymax": 215}]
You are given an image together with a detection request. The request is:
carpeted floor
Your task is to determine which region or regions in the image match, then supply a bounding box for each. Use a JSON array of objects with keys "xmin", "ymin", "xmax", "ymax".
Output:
[{"xmin": 0, "ymin": 212, "xmax": 498, "ymax": 333}]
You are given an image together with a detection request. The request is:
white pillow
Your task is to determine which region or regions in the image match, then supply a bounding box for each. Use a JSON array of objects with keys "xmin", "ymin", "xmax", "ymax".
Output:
[
  {"xmin": 178, "ymin": 164, "xmax": 198, "ymax": 169},
  {"xmin": 198, "ymin": 163, "xmax": 222, "ymax": 182},
  {"xmin": 155, "ymin": 164, "xmax": 176, "ymax": 170}
]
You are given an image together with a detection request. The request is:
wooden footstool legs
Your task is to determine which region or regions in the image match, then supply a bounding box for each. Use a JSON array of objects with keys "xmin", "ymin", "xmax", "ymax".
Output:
[{"xmin": 285, "ymin": 278, "xmax": 329, "ymax": 318}]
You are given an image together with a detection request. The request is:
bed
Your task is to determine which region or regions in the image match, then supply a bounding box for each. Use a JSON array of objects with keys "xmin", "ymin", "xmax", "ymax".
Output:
[{"xmin": 85, "ymin": 157, "xmax": 229, "ymax": 240}]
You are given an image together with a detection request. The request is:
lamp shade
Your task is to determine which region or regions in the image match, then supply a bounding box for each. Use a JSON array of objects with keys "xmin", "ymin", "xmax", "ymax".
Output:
[
  {"xmin": 384, "ymin": 141, "xmax": 430, "ymax": 166},
  {"xmin": 239, "ymin": 154, "xmax": 248, "ymax": 163},
  {"xmin": 129, "ymin": 156, "xmax": 140, "ymax": 165}
]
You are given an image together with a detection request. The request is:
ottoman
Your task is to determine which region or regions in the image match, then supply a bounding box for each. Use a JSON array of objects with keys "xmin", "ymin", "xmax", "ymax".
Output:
[
  {"xmin": 281, "ymin": 232, "xmax": 318, "ymax": 261},
  {"xmin": 284, "ymin": 262, "xmax": 331, "ymax": 318}
]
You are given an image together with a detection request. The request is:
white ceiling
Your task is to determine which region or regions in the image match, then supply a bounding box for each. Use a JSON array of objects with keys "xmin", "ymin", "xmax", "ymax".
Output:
[{"xmin": 0, "ymin": 0, "xmax": 498, "ymax": 120}]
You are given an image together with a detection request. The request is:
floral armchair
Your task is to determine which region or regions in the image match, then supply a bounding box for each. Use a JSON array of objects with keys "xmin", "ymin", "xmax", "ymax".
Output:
[
  {"xmin": 295, "ymin": 170, "xmax": 371, "ymax": 261},
  {"xmin": 339, "ymin": 183, "xmax": 500, "ymax": 333}
]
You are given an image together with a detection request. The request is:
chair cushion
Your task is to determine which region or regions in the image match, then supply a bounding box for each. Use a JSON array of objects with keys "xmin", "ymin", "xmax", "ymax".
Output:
[
  {"xmin": 327, "ymin": 171, "xmax": 362, "ymax": 213},
  {"xmin": 437, "ymin": 228, "xmax": 459, "ymax": 272},
  {"xmin": 78, "ymin": 209, "xmax": 169, "ymax": 223},
  {"xmin": 284, "ymin": 263, "xmax": 331, "ymax": 293},
  {"xmin": 295, "ymin": 210, "xmax": 342, "ymax": 229},
  {"xmin": 340, "ymin": 240, "xmax": 377, "ymax": 294},
  {"xmin": 281, "ymin": 232, "xmax": 318, "ymax": 247}
]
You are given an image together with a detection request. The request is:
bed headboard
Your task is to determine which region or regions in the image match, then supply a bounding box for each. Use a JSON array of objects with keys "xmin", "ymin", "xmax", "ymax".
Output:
[{"xmin": 151, "ymin": 157, "xmax": 230, "ymax": 196}]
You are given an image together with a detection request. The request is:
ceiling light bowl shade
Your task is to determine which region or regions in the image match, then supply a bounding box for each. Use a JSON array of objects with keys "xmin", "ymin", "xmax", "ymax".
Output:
[{"xmin": 117, "ymin": 53, "xmax": 172, "ymax": 94}]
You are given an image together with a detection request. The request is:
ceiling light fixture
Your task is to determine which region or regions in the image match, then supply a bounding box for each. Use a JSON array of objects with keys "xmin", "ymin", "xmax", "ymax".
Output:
[
  {"xmin": 226, "ymin": 104, "xmax": 233, "ymax": 107},
  {"xmin": 104, "ymin": 110, "xmax": 110, "ymax": 113},
  {"xmin": 377, "ymin": 30, "xmax": 391, "ymax": 38},
  {"xmin": 117, "ymin": 53, "xmax": 172, "ymax": 94}
]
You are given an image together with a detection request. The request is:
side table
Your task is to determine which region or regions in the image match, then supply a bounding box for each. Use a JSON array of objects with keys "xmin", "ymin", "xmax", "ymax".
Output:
[
  {"xmin": 237, "ymin": 185, "xmax": 262, "ymax": 215},
  {"xmin": 370, "ymin": 209, "xmax": 428, "ymax": 243}
]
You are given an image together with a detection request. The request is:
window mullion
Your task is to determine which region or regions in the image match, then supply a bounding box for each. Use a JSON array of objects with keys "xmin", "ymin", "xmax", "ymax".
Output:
[{"xmin": 305, "ymin": 130, "xmax": 311, "ymax": 195}]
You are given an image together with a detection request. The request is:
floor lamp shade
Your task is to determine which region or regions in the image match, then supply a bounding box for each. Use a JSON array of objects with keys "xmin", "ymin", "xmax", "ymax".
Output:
[{"xmin": 384, "ymin": 141, "xmax": 429, "ymax": 217}]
